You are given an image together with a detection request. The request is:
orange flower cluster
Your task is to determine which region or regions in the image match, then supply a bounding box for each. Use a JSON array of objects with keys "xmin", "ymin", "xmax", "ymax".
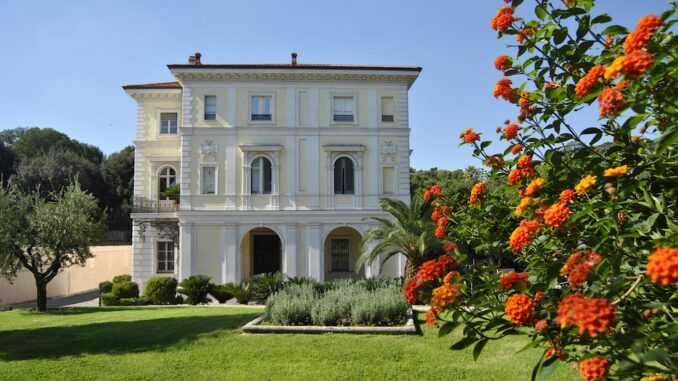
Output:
[
  {"xmin": 598, "ymin": 86, "xmax": 626, "ymax": 117},
  {"xmin": 484, "ymin": 155, "xmax": 504, "ymax": 169},
  {"xmin": 425, "ymin": 305, "xmax": 442, "ymax": 325},
  {"xmin": 423, "ymin": 184, "xmax": 443, "ymax": 202},
  {"xmin": 443, "ymin": 242, "xmax": 457, "ymax": 253},
  {"xmin": 504, "ymin": 124, "xmax": 519, "ymax": 140},
  {"xmin": 509, "ymin": 219, "xmax": 540, "ymax": 252},
  {"xmin": 460, "ymin": 128, "xmax": 481, "ymax": 144},
  {"xmin": 403, "ymin": 278, "xmax": 423, "ymax": 304},
  {"xmin": 640, "ymin": 375, "xmax": 669, "ymax": 381},
  {"xmin": 518, "ymin": 91, "xmax": 533, "ymax": 122},
  {"xmin": 557, "ymin": 294, "xmax": 615, "ymax": 337},
  {"xmin": 524, "ymin": 178, "xmax": 546, "ymax": 197},
  {"xmin": 494, "ymin": 55, "xmax": 512, "ymax": 71},
  {"xmin": 646, "ymin": 246, "xmax": 678, "ymax": 286},
  {"xmin": 561, "ymin": 250, "xmax": 602, "ymax": 289},
  {"xmin": 490, "ymin": 6, "xmax": 515, "ymax": 32},
  {"xmin": 469, "ymin": 182, "xmax": 486, "ymax": 205},
  {"xmin": 543, "ymin": 202, "xmax": 572, "ymax": 229},
  {"xmin": 443, "ymin": 270, "xmax": 460, "ymax": 285},
  {"xmin": 516, "ymin": 28, "xmax": 533, "ymax": 44},
  {"xmin": 604, "ymin": 165, "xmax": 629, "ymax": 177},
  {"xmin": 534, "ymin": 291, "xmax": 544, "ymax": 302},
  {"xmin": 544, "ymin": 82, "xmax": 557, "ymax": 89},
  {"xmin": 508, "ymin": 169, "xmax": 522, "ymax": 185},
  {"xmin": 575, "ymin": 175, "xmax": 597, "ymax": 195},
  {"xmin": 435, "ymin": 226, "xmax": 445, "ymax": 240},
  {"xmin": 575, "ymin": 65, "xmax": 606, "ymax": 99},
  {"xmin": 514, "ymin": 196, "xmax": 531, "ymax": 217},
  {"xmin": 431, "ymin": 282, "xmax": 461, "ymax": 309},
  {"xmin": 535, "ymin": 319, "xmax": 547, "ymax": 331},
  {"xmin": 579, "ymin": 357, "xmax": 610, "ymax": 381},
  {"xmin": 622, "ymin": 49, "xmax": 653, "ymax": 77},
  {"xmin": 437, "ymin": 216, "xmax": 449, "ymax": 227},
  {"xmin": 417, "ymin": 255, "xmax": 456, "ymax": 283},
  {"xmin": 511, "ymin": 144, "xmax": 523, "ymax": 155},
  {"xmin": 504, "ymin": 293, "xmax": 534, "ymax": 325},
  {"xmin": 499, "ymin": 271, "xmax": 529, "ymax": 290},
  {"xmin": 493, "ymin": 78, "xmax": 516, "ymax": 101},
  {"xmin": 604, "ymin": 56, "xmax": 625, "ymax": 80},
  {"xmin": 624, "ymin": 15, "xmax": 663, "ymax": 53},
  {"xmin": 559, "ymin": 189, "xmax": 576, "ymax": 204},
  {"xmin": 517, "ymin": 154, "xmax": 532, "ymax": 169}
]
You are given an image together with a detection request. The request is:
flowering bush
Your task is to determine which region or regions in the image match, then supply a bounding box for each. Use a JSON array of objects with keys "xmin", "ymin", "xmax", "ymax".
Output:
[{"xmin": 415, "ymin": 2, "xmax": 678, "ymax": 380}]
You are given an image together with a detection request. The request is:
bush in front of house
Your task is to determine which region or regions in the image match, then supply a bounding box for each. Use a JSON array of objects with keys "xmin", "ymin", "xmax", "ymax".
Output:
[
  {"xmin": 112, "ymin": 274, "xmax": 132, "ymax": 284},
  {"xmin": 266, "ymin": 283, "xmax": 316, "ymax": 325},
  {"xmin": 118, "ymin": 296, "xmax": 150, "ymax": 306},
  {"xmin": 100, "ymin": 292, "xmax": 119, "ymax": 306},
  {"xmin": 210, "ymin": 284, "xmax": 233, "ymax": 304},
  {"xmin": 111, "ymin": 280, "xmax": 140, "ymax": 299},
  {"xmin": 178, "ymin": 275, "xmax": 213, "ymax": 305},
  {"xmin": 351, "ymin": 285, "xmax": 408, "ymax": 326},
  {"xmin": 250, "ymin": 272, "xmax": 285, "ymax": 304},
  {"xmin": 144, "ymin": 276, "xmax": 178, "ymax": 305},
  {"xmin": 99, "ymin": 281, "xmax": 113, "ymax": 294},
  {"xmin": 224, "ymin": 282, "xmax": 252, "ymax": 304}
]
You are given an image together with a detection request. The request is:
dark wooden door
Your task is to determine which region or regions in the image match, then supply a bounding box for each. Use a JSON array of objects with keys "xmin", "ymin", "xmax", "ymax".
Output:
[{"xmin": 252, "ymin": 235, "xmax": 280, "ymax": 275}]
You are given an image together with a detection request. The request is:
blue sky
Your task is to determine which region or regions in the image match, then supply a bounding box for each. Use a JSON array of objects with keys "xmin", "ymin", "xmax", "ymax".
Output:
[{"xmin": 0, "ymin": 1, "xmax": 670, "ymax": 169}]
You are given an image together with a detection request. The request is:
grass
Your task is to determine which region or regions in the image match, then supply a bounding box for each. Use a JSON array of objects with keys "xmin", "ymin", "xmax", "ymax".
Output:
[{"xmin": 0, "ymin": 307, "xmax": 579, "ymax": 380}]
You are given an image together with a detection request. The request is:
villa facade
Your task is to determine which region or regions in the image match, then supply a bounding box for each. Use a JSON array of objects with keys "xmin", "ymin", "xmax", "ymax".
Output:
[{"xmin": 124, "ymin": 52, "xmax": 421, "ymax": 290}]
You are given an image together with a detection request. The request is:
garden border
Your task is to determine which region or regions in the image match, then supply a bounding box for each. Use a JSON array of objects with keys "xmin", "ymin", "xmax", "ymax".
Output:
[{"xmin": 242, "ymin": 309, "xmax": 417, "ymax": 334}]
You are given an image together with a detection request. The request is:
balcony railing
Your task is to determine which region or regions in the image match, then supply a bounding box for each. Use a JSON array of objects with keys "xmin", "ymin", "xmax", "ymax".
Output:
[{"xmin": 132, "ymin": 196, "xmax": 179, "ymax": 214}]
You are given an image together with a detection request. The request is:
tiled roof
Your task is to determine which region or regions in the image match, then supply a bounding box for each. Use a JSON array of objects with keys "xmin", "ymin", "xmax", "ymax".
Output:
[
  {"xmin": 122, "ymin": 81, "xmax": 182, "ymax": 90},
  {"xmin": 167, "ymin": 63, "xmax": 422, "ymax": 71}
]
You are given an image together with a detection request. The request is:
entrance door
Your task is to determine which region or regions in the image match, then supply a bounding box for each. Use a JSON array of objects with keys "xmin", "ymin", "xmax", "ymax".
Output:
[{"xmin": 252, "ymin": 235, "xmax": 281, "ymax": 275}]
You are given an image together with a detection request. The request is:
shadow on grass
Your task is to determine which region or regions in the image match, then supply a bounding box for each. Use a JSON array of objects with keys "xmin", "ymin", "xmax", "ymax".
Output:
[{"xmin": 0, "ymin": 310, "xmax": 261, "ymax": 361}]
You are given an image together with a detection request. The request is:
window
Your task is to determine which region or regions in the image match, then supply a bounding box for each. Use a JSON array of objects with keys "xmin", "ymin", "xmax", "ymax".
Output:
[
  {"xmin": 382, "ymin": 166, "xmax": 395, "ymax": 194},
  {"xmin": 333, "ymin": 96, "xmax": 354, "ymax": 122},
  {"xmin": 157, "ymin": 241, "xmax": 175, "ymax": 273},
  {"xmin": 381, "ymin": 96, "xmax": 394, "ymax": 122},
  {"xmin": 333, "ymin": 157, "xmax": 355, "ymax": 194},
  {"xmin": 158, "ymin": 167, "xmax": 176, "ymax": 199},
  {"xmin": 201, "ymin": 166, "xmax": 216, "ymax": 195},
  {"xmin": 160, "ymin": 113, "xmax": 178, "ymax": 134},
  {"xmin": 204, "ymin": 96, "xmax": 216, "ymax": 120},
  {"xmin": 251, "ymin": 157, "xmax": 272, "ymax": 194},
  {"xmin": 330, "ymin": 238, "xmax": 350, "ymax": 272},
  {"xmin": 250, "ymin": 95, "xmax": 272, "ymax": 121}
]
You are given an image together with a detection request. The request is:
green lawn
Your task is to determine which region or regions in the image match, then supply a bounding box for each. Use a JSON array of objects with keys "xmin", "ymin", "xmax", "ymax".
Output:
[{"xmin": 0, "ymin": 307, "xmax": 579, "ymax": 380}]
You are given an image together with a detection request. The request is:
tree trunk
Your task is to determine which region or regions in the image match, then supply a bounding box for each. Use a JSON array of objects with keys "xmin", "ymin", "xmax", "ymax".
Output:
[
  {"xmin": 36, "ymin": 280, "xmax": 48, "ymax": 312},
  {"xmin": 404, "ymin": 258, "xmax": 420, "ymax": 281}
]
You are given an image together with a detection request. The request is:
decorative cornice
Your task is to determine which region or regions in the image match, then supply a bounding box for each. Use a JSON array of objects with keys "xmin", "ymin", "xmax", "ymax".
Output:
[
  {"xmin": 125, "ymin": 89, "xmax": 182, "ymax": 100},
  {"xmin": 171, "ymin": 71, "xmax": 418, "ymax": 88}
]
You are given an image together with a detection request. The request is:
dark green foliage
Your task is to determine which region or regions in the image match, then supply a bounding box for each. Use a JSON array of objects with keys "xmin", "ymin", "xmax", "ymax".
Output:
[
  {"xmin": 118, "ymin": 297, "xmax": 149, "ymax": 306},
  {"xmin": 144, "ymin": 276, "xmax": 178, "ymax": 305},
  {"xmin": 409, "ymin": 166, "xmax": 484, "ymax": 199},
  {"xmin": 112, "ymin": 274, "xmax": 132, "ymax": 284},
  {"xmin": 178, "ymin": 275, "xmax": 213, "ymax": 305},
  {"xmin": 100, "ymin": 146, "xmax": 134, "ymax": 230},
  {"xmin": 99, "ymin": 281, "xmax": 113, "ymax": 294},
  {"xmin": 250, "ymin": 272, "xmax": 284, "ymax": 303},
  {"xmin": 4, "ymin": 127, "xmax": 103, "ymax": 165},
  {"xmin": 111, "ymin": 281, "xmax": 139, "ymax": 299},
  {"xmin": 0, "ymin": 141, "xmax": 14, "ymax": 188},
  {"xmin": 223, "ymin": 282, "xmax": 252, "ymax": 304},
  {"xmin": 210, "ymin": 284, "xmax": 233, "ymax": 303},
  {"xmin": 100, "ymin": 292, "xmax": 119, "ymax": 306}
]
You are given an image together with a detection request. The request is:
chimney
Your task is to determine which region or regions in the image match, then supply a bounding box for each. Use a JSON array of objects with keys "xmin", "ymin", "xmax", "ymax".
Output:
[
  {"xmin": 291, "ymin": 52, "xmax": 297, "ymax": 66},
  {"xmin": 188, "ymin": 52, "xmax": 202, "ymax": 65},
  {"xmin": 188, "ymin": 55, "xmax": 196, "ymax": 64}
]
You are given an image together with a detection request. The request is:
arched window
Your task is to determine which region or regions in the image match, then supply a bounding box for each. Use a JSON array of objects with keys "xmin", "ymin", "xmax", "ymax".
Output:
[
  {"xmin": 158, "ymin": 167, "xmax": 176, "ymax": 199},
  {"xmin": 334, "ymin": 157, "xmax": 355, "ymax": 195},
  {"xmin": 251, "ymin": 157, "xmax": 272, "ymax": 194}
]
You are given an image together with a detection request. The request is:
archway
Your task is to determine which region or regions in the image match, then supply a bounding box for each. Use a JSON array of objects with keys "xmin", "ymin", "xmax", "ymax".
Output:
[
  {"xmin": 241, "ymin": 227, "xmax": 282, "ymax": 280},
  {"xmin": 323, "ymin": 226, "xmax": 364, "ymax": 281}
]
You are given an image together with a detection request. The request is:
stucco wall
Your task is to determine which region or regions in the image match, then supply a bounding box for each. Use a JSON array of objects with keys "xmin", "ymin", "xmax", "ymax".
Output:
[{"xmin": 0, "ymin": 245, "xmax": 132, "ymax": 306}]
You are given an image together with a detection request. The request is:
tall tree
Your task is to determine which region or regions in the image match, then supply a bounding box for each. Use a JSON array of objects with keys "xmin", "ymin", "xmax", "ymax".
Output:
[
  {"xmin": 8, "ymin": 127, "xmax": 103, "ymax": 165},
  {"xmin": 0, "ymin": 184, "xmax": 104, "ymax": 311},
  {"xmin": 357, "ymin": 197, "xmax": 441, "ymax": 280},
  {"xmin": 0, "ymin": 141, "xmax": 14, "ymax": 187},
  {"xmin": 100, "ymin": 146, "xmax": 134, "ymax": 230}
]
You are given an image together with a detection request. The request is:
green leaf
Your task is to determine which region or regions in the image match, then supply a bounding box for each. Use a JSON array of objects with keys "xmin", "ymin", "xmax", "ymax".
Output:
[
  {"xmin": 601, "ymin": 25, "xmax": 629, "ymax": 35},
  {"xmin": 538, "ymin": 357, "xmax": 560, "ymax": 381},
  {"xmin": 553, "ymin": 28, "xmax": 568, "ymax": 45},
  {"xmin": 656, "ymin": 124, "xmax": 678, "ymax": 154},
  {"xmin": 450, "ymin": 336, "xmax": 478, "ymax": 350},
  {"xmin": 472, "ymin": 338, "xmax": 489, "ymax": 361},
  {"xmin": 438, "ymin": 321, "xmax": 459, "ymax": 338},
  {"xmin": 591, "ymin": 14, "xmax": 612, "ymax": 25},
  {"xmin": 535, "ymin": 5, "xmax": 547, "ymax": 21},
  {"xmin": 516, "ymin": 338, "xmax": 542, "ymax": 354}
]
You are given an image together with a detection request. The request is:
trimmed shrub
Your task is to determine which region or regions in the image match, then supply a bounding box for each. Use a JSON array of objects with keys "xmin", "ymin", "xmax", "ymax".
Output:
[
  {"xmin": 99, "ymin": 281, "xmax": 113, "ymax": 294},
  {"xmin": 224, "ymin": 282, "xmax": 252, "ymax": 304},
  {"xmin": 118, "ymin": 296, "xmax": 150, "ymax": 306},
  {"xmin": 178, "ymin": 275, "xmax": 212, "ymax": 305},
  {"xmin": 267, "ymin": 284, "xmax": 316, "ymax": 325},
  {"xmin": 144, "ymin": 276, "xmax": 178, "ymax": 305},
  {"xmin": 112, "ymin": 280, "xmax": 139, "ymax": 299},
  {"xmin": 112, "ymin": 274, "xmax": 132, "ymax": 284},
  {"xmin": 101, "ymin": 292, "xmax": 119, "ymax": 306},
  {"xmin": 210, "ymin": 284, "xmax": 233, "ymax": 304},
  {"xmin": 351, "ymin": 285, "xmax": 408, "ymax": 326},
  {"xmin": 251, "ymin": 272, "xmax": 284, "ymax": 303}
]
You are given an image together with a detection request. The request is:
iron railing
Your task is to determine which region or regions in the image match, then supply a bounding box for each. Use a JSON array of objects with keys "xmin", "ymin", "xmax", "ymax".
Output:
[{"xmin": 132, "ymin": 196, "xmax": 179, "ymax": 213}]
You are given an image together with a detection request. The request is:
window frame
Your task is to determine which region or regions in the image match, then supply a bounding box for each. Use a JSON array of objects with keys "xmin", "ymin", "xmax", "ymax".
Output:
[
  {"xmin": 158, "ymin": 166, "xmax": 177, "ymax": 199},
  {"xmin": 156, "ymin": 241, "xmax": 175, "ymax": 274},
  {"xmin": 329, "ymin": 237, "xmax": 351, "ymax": 273},
  {"xmin": 158, "ymin": 111, "xmax": 179, "ymax": 135},
  {"xmin": 333, "ymin": 156, "xmax": 355, "ymax": 195},
  {"xmin": 204, "ymin": 95, "xmax": 217, "ymax": 120},
  {"xmin": 251, "ymin": 156, "xmax": 273, "ymax": 195},
  {"xmin": 200, "ymin": 165, "xmax": 218, "ymax": 195},
  {"xmin": 248, "ymin": 92, "xmax": 276, "ymax": 124},
  {"xmin": 380, "ymin": 96, "xmax": 395, "ymax": 123},
  {"xmin": 330, "ymin": 92, "xmax": 358, "ymax": 125}
]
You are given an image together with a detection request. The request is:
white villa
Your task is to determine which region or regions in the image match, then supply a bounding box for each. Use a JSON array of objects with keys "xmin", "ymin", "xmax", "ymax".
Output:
[{"xmin": 124, "ymin": 52, "xmax": 421, "ymax": 290}]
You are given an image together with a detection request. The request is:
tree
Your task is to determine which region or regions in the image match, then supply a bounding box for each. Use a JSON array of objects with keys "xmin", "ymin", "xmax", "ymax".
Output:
[
  {"xmin": 358, "ymin": 197, "xmax": 441, "ymax": 280},
  {"xmin": 100, "ymin": 146, "xmax": 134, "ymax": 230},
  {"xmin": 0, "ymin": 184, "xmax": 104, "ymax": 311},
  {"xmin": 0, "ymin": 141, "xmax": 14, "ymax": 188},
  {"xmin": 7, "ymin": 127, "xmax": 103, "ymax": 165}
]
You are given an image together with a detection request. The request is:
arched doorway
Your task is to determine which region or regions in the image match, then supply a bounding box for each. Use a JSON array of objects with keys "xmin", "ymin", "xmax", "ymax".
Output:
[
  {"xmin": 323, "ymin": 226, "xmax": 364, "ymax": 281},
  {"xmin": 241, "ymin": 227, "xmax": 282, "ymax": 279}
]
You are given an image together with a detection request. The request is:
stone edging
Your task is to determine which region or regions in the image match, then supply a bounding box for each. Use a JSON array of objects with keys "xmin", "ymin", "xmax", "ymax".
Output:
[{"xmin": 242, "ymin": 309, "xmax": 417, "ymax": 334}]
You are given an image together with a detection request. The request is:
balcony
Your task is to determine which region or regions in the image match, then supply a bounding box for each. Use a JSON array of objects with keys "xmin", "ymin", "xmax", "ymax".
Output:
[{"xmin": 132, "ymin": 196, "xmax": 179, "ymax": 214}]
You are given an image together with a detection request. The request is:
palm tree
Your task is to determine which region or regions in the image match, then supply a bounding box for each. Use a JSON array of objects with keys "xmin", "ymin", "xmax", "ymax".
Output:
[{"xmin": 357, "ymin": 196, "xmax": 440, "ymax": 280}]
